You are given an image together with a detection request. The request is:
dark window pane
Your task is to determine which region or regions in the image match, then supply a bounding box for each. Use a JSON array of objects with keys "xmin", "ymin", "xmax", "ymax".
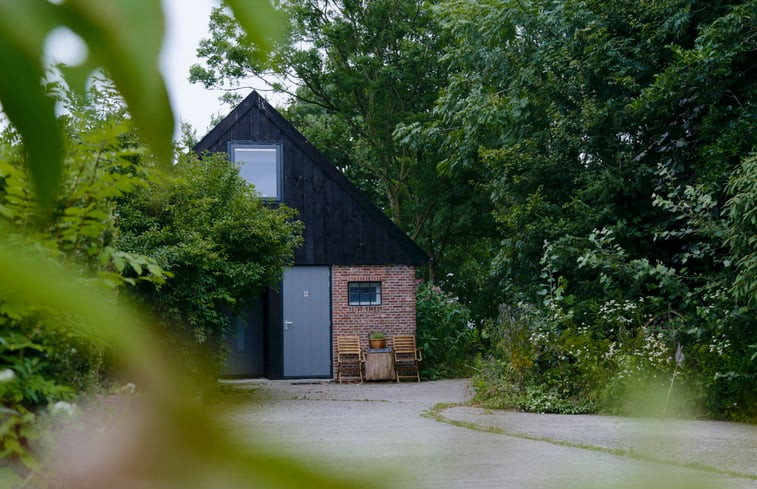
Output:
[{"xmin": 348, "ymin": 281, "xmax": 382, "ymax": 306}]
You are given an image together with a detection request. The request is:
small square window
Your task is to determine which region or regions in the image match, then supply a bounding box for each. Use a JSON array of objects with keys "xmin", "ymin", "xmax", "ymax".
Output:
[
  {"xmin": 348, "ymin": 281, "xmax": 382, "ymax": 306},
  {"xmin": 229, "ymin": 142, "xmax": 282, "ymax": 200}
]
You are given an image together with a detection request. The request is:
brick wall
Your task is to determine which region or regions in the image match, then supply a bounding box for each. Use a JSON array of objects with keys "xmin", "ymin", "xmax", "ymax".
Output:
[{"xmin": 331, "ymin": 265, "xmax": 416, "ymax": 378}]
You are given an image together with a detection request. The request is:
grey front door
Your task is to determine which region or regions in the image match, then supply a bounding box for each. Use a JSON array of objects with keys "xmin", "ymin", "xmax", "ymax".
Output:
[{"xmin": 282, "ymin": 266, "xmax": 331, "ymax": 377}]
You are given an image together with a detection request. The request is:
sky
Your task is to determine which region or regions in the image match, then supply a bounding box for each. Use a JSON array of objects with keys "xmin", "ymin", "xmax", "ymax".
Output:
[
  {"xmin": 161, "ymin": 0, "xmax": 291, "ymax": 140},
  {"xmin": 161, "ymin": 0, "xmax": 229, "ymax": 139}
]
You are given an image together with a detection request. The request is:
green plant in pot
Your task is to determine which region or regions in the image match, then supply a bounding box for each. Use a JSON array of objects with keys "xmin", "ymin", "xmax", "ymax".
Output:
[{"xmin": 369, "ymin": 331, "xmax": 386, "ymax": 349}]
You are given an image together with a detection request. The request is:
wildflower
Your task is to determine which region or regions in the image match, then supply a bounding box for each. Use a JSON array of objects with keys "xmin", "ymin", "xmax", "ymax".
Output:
[
  {"xmin": 0, "ymin": 369, "xmax": 15, "ymax": 382},
  {"xmin": 50, "ymin": 401, "xmax": 75, "ymax": 417}
]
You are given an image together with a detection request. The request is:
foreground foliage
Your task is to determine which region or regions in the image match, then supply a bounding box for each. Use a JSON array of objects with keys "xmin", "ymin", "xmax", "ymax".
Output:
[
  {"xmin": 0, "ymin": 2, "xmax": 329, "ymax": 486},
  {"xmin": 1, "ymin": 87, "xmax": 304, "ymax": 480},
  {"xmin": 0, "ymin": 85, "xmax": 171, "ymax": 478}
]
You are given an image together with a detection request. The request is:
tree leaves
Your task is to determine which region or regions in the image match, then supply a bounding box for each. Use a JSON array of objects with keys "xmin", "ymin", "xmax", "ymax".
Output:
[
  {"xmin": 0, "ymin": 1, "xmax": 62, "ymax": 208},
  {"xmin": 725, "ymin": 155, "xmax": 757, "ymax": 305}
]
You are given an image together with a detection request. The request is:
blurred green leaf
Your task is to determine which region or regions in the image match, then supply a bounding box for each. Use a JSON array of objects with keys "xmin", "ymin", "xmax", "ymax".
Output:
[
  {"xmin": 0, "ymin": 0, "xmax": 175, "ymax": 206},
  {"xmin": 0, "ymin": 0, "xmax": 288, "ymax": 209},
  {"xmin": 0, "ymin": 1, "xmax": 62, "ymax": 207},
  {"xmin": 0, "ymin": 466, "xmax": 23, "ymax": 487},
  {"xmin": 224, "ymin": 0, "xmax": 287, "ymax": 50}
]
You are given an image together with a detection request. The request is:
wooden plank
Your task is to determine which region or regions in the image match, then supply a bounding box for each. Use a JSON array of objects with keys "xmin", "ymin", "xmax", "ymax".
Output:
[
  {"xmin": 302, "ymin": 151, "xmax": 314, "ymax": 263},
  {"xmin": 311, "ymin": 164, "xmax": 325, "ymax": 263},
  {"xmin": 364, "ymin": 352, "xmax": 395, "ymax": 381},
  {"xmin": 250, "ymin": 103, "xmax": 260, "ymax": 139},
  {"xmin": 324, "ymin": 179, "xmax": 340, "ymax": 263}
]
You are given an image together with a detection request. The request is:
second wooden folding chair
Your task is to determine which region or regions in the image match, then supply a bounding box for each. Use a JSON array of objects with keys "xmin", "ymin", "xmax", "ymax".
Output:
[{"xmin": 392, "ymin": 335, "xmax": 422, "ymax": 382}]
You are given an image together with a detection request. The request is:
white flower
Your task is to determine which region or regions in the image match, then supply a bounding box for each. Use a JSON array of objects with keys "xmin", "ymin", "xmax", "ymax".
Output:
[
  {"xmin": 0, "ymin": 369, "xmax": 15, "ymax": 383},
  {"xmin": 50, "ymin": 401, "xmax": 75, "ymax": 417}
]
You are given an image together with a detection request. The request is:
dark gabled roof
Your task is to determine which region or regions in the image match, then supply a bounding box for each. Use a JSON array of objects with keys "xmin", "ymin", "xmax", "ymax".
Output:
[{"xmin": 194, "ymin": 91, "xmax": 428, "ymax": 266}]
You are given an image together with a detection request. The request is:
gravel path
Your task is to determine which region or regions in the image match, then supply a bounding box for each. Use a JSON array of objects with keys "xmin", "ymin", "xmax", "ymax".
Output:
[{"xmin": 215, "ymin": 379, "xmax": 757, "ymax": 489}]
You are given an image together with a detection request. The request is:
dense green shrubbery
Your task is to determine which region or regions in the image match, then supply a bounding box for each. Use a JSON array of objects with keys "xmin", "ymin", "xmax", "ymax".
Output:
[
  {"xmin": 0, "ymin": 90, "xmax": 165, "ymax": 474},
  {"xmin": 415, "ymin": 281, "xmax": 476, "ymax": 379},
  {"xmin": 438, "ymin": 0, "xmax": 757, "ymax": 422},
  {"xmin": 473, "ymin": 227, "xmax": 756, "ymax": 420},
  {"xmin": 117, "ymin": 152, "xmax": 303, "ymax": 378},
  {"xmin": 473, "ymin": 303, "xmax": 597, "ymax": 415}
]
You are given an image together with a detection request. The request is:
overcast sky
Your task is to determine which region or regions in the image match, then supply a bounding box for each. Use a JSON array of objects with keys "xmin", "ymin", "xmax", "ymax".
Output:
[
  {"xmin": 161, "ymin": 0, "xmax": 291, "ymax": 140},
  {"xmin": 161, "ymin": 0, "xmax": 227, "ymax": 139},
  {"xmin": 162, "ymin": 0, "xmax": 296, "ymax": 141}
]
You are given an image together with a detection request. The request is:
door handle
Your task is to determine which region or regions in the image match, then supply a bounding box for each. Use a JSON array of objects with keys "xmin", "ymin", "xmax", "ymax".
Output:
[{"xmin": 283, "ymin": 320, "xmax": 293, "ymax": 330}]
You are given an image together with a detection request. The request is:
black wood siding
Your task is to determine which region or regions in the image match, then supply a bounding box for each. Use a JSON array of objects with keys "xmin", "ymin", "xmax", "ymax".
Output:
[{"xmin": 195, "ymin": 92, "xmax": 428, "ymax": 266}]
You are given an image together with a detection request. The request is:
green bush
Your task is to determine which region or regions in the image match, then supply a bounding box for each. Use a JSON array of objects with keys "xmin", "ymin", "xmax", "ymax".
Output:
[
  {"xmin": 0, "ymin": 309, "xmax": 96, "ymax": 476},
  {"xmin": 0, "ymin": 90, "xmax": 167, "ymax": 475},
  {"xmin": 472, "ymin": 303, "xmax": 596, "ymax": 414},
  {"xmin": 117, "ymin": 152, "xmax": 303, "ymax": 379},
  {"xmin": 415, "ymin": 280, "xmax": 476, "ymax": 379}
]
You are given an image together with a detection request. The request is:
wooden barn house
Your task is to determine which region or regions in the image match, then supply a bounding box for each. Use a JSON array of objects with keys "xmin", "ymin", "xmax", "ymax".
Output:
[{"xmin": 194, "ymin": 91, "xmax": 428, "ymax": 379}]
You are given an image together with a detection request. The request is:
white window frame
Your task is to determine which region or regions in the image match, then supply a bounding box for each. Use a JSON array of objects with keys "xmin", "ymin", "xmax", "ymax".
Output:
[{"xmin": 229, "ymin": 141, "xmax": 283, "ymax": 201}]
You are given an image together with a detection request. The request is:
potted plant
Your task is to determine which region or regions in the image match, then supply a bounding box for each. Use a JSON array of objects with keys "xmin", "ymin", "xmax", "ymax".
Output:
[{"xmin": 368, "ymin": 331, "xmax": 386, "ymax": 349}]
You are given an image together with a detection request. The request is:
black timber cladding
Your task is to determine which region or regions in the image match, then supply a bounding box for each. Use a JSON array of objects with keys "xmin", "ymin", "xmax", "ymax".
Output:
[{"xmin": 194, "ymin": 91, "xmax": 428, "ymax": 266}]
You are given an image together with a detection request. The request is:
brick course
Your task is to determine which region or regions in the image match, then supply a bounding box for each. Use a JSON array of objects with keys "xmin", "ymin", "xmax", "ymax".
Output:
[{"xmin": 331, "ymin": 265, "xmax": 416, "ymax": 378}]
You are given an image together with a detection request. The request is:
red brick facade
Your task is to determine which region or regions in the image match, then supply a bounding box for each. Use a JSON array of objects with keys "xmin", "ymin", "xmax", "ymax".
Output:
[{"xmin": 331, "ymin": 265, "xmax": 416, "ymax": 377}]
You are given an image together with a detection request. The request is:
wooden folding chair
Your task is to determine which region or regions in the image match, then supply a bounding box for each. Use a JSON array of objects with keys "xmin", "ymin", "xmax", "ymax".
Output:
[
  {"xmin": 392, "ymin": 335, "xmax": 422, "ymax": 382},
  {"xmin": 336, "ymin": 335, "xmax": 364, "ymax": 383}
]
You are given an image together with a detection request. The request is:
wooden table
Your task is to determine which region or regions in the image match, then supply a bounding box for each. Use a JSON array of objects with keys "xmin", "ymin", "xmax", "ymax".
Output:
[{"xmin": 364, "ymin": 349, "xmax": 395, "ymax": 381}]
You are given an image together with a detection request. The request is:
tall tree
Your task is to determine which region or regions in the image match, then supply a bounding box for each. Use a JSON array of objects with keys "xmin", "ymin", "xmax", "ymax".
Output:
[
  {"xmin": 434, "ymin": 0, "xmax": 756, "ymax": 419},
  {"xmin": 433, "ymin": 0, "xmax": 756, "ymax": 301}
]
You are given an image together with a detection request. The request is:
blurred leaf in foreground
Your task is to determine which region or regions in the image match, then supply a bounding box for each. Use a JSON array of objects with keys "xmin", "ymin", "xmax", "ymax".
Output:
[
  {"xmin": 0, "ymin": 230, "xmax": 366, "ymax": 488},
  {"xmin": 0, "ymin": 0, "xmax": 173, "ymax": 206}
]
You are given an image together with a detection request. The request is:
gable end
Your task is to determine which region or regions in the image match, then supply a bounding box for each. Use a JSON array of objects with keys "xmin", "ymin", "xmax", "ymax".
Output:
[{"xmin": 194, "ymin": 91, "xmax": 428, "ymax": 266}]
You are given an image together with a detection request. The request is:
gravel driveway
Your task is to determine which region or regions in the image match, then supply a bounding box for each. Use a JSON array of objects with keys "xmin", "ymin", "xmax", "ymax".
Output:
[{"xmin": 215, "ymin": 379, "xmax": 757, "ymax": 489}]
